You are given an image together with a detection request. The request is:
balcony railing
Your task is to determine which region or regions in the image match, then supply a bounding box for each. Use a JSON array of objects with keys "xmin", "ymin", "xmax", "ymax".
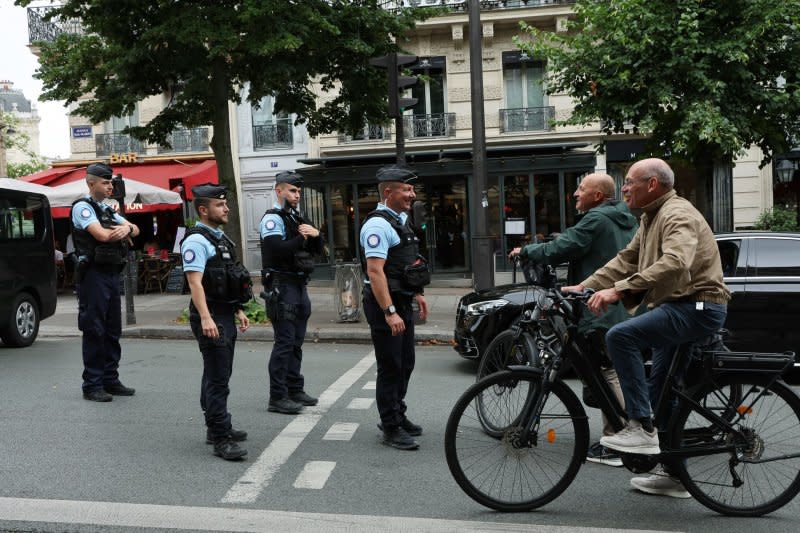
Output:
[
  {"xmin": 499, "ymin": 106, "xmax": 555, "ymax": 133},
  {"xmin": 378, "ymin": 0, "xmax": 574, "ymax": 12},
  {"xmin": 253, "ymin": 119, "xmax": 293, "ymax": 150},
  {"xmin": 95, "ymin": 133, "xmax": 145, "ymax": 157},
  {"xmin": 157, "ymin": 128, "xmax": 210, "ymax": 154},
  {"xmin": 27, "ymin": 5, "xmax": 83, "ymax": 43},
  {"xmin": 338, "ymin": 124, "xmax": 392, "ymax": 144},
  {"xmin": 404, "ymin": 113, "xmax": 456, "ymax": 138}
]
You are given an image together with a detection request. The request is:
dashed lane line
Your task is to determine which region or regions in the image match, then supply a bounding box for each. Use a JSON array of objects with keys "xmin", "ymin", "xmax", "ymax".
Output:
[
  {"xmin": 221, "ymin": 351, "xmax": 375, "ymax": 504},
  {"xmin": 346, "ymin": 397, "xmax": 374, "ymax": 409},
  {"xmin": 362, "ymin": 380, "xmax": 376, "ymax": 390},
  {"xmin": 323, "ymin": 422, "xmax": 359, "ymax": 441},
  {"xmin": 293, "ymin": 461, "xmax": 336, "ymax": 489}
]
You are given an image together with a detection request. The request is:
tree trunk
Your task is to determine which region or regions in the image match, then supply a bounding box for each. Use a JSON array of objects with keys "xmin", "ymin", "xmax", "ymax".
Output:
[{"xmin": 208, "ymin": 59, "xmax": 245, "ymax": 258}]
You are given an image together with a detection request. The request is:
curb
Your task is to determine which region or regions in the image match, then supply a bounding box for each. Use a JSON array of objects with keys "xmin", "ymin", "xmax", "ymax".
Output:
[{"xmin": 41, "ymin": 325, "xmax": 455, "ymax": 345}]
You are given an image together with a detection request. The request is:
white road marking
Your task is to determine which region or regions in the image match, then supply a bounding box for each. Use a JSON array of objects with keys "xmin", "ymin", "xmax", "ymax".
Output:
[
  {"xmin": 293, "ymin": 461, "xmax": 336, "ymax": 489},
  {"xmin": 323, "ymin": 422, "xmax": 359, "ymax": 441},
  {"xmin": 347, "ymin": 397, "xmax": 374, "ymax": 410},
  {"xmin": 221, "ymin": 352, "xmax": 375, "ymax": 504},
  {"xmin": 0, "ymin": 497, "xmax": 684, "ymax": 533},
  {"xmin": 362, "ymin": 380, "xmax": 376, "ymax": 390}
]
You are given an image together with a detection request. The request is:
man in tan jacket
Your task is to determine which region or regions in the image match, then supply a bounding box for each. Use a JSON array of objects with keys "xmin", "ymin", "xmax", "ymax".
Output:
[{"xmin": 564, "ymin": 158, "xmax": 730, "ymax": 498}]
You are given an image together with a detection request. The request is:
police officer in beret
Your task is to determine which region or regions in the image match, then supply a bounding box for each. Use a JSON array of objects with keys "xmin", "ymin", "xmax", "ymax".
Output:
[
  {"xmin": 260, "ymin": 171, "xmax": 322, "ymax": 414},
  {"xmin": 182, "ymin": 183, "xmax": 251, "ymax": 461},
  {"xmin": 359, "ymin": 165, "xmax": 430, "ymax": 450},
  {"xmin": 72, "ymin": 163, "xmax": 139, "ymax": 402}
]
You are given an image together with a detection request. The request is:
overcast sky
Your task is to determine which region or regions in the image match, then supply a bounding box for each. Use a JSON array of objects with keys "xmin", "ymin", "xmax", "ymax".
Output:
[{"xmin": 0, "ymin": 0, "xmax": 71, "ymax": 159}]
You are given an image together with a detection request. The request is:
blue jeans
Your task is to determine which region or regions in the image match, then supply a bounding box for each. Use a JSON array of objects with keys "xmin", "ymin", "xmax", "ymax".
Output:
[{"xmin": 605, "ymin": 301, "xmax": 727, "ymax": 425}]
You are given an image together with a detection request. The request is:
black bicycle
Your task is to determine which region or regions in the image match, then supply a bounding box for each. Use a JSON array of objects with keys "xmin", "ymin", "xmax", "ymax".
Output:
[{"xmin": 444, "ymin": 287, "xmax": 800, "ymax": 516}]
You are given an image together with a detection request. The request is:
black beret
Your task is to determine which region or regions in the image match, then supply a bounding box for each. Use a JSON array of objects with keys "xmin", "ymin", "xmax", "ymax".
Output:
[
  {"xmin": 191, "ymin": 182, "xmax": 227, "ymax": 200},
  {"xmin": 275, "ymin": 171, "xmax": 303, "ymax": 186},
  {"xmin": 376, "ymin": 165, "xmax": 417, "ymax": 183},
  {"xmin": 86, "ymin": 163, "xmax": 113, "ymax": 179}
]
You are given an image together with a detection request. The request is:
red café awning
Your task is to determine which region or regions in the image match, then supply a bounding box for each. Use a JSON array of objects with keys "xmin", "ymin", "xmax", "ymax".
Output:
[{"xmin": 22, "ymin": 160, "xmax": 218, "ymax": 201}]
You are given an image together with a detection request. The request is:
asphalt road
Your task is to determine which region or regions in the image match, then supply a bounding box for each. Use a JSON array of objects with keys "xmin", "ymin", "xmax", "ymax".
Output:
[{"xmin": 0, "ymin": 338, "xmax": 798, "ymax": 532}]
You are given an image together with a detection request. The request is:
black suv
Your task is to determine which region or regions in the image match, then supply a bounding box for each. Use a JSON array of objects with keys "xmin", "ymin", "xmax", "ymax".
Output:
[
  {"xmin": 0, "ymin": 187, "xmax": 57, "ymax": 347},
  {"xmin": 454, "ymin": 232, "xmax": 800, "ymax": 382}
]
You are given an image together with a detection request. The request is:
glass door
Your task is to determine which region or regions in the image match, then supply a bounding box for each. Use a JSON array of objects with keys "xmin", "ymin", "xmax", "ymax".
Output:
[{"xmin": 418, "ymin": 177, "xmax": 468, "ymax": 273}]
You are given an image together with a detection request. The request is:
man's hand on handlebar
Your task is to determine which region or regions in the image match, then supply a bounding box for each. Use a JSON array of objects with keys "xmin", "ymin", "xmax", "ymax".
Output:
[{"xmin": 586, "ymin": 287, "xmax": 622, "ymax": 316}]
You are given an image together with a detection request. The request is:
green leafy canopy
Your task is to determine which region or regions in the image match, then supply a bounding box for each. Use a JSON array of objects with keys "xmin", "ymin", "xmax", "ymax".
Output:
[{"xmin": 516, "ymin": 0, "xmax": 800, "ymax": 164}]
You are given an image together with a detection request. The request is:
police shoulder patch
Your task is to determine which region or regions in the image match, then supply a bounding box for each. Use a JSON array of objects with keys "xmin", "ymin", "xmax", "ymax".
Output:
[
  {"xmin": 80, "ymin": 207, "xmax": 92, "ymax": 219},
  {"xmin": 183, "ymin": 249, "xmax": 196, "ymax": 264},
  {"xmin": 265, "ymin": 219, "xmax": 276, "ymax": 231},
  {"xmin": 367, "ymin": 234, "xmax": 381, "ymax": 248}
]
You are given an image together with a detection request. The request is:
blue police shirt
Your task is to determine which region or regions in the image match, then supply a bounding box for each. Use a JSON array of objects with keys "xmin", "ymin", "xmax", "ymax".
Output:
[
  {"xmin": 259, "ymin": 203, "xmax": 286, "ymax": 239},
  {"xmin": 71, "ymin": 196, "xmax": 127, "ymax": 230},
  {"xmin": 360, "ymin": 204, "xmax": 408, "ymax": 289},
  {"xmin": 181, "ymin": 222, "xmax": 224, "ymax": 273}
]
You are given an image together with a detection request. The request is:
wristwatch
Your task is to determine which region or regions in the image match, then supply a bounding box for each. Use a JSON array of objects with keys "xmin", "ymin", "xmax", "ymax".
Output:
[{"xmin": 383, "ymin": 304, "xmax": 397, "ymax": 316}]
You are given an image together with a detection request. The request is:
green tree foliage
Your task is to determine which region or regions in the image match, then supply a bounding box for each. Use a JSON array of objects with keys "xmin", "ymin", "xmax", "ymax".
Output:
[
  {"xmin": 517, "ymin": 0, "xmax": 800, "ymax": 164},
  {"xmin": 7, "ymin": 160, "xmax": 48, "ymax": 179},
  {"xmin": 17, "ymin": 0, "xmax": 436, "ymax": 249},
  {"xmin": 1, "ymin": 110, "xmax": 47, "ymax": 178},
  {"xmin": 754, "ymin": 205, "xmax": 800, "ymax": 232}
]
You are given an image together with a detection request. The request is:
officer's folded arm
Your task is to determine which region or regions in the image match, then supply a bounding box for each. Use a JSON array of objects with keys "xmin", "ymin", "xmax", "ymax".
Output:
[{"xmin": 85, "ymin": 222, "xmax": 131, "ymax": 243}]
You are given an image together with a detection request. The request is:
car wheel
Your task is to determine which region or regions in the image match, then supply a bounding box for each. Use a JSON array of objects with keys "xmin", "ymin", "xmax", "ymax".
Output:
[{"xmin": 2, "ymin": 292, "xmax": 40, "ymax": 347}]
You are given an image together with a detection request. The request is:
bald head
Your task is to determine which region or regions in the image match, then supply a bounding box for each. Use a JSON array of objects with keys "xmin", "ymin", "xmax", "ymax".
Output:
[
  {"xmin": 630, "ymin": 158, "xmax": 674, "ymax": 189},
  {"xmin": 574, "ymin": 172, "xmax": 616, "ymax": 212}
]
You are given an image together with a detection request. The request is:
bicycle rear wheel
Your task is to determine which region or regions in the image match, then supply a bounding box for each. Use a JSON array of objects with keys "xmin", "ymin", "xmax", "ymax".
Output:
[
  {"xmin": 671, "ymin": 374, "xmax": 800, "ymax": 516},
  {"xmin": 477, "ymin": 329, "xmax": 538, "ymax": 380},
  {"xmin": 445, "ymin": 369, "xmax": 589, "ymax": 512}
]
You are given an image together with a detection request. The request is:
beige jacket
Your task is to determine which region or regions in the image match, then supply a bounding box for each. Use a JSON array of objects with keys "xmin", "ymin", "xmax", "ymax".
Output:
[{"xmin": 582, "ymin": 190, "xmax": 730, "ymax": 312}]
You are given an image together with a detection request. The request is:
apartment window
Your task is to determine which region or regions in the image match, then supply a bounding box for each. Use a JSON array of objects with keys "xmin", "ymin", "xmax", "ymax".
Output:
[
  {"xmin": 104, "ymin": 103, "xmax": 139, "ymax": 133},
  {"xmin": 252, "ymin": 95, "xmax": 292, "ymax": 149},
  {"xmin": 409, "ymin": 56, "xmax": 446, "ymax": 116},
  {"xmin": 503, "ymin": 51, "xmax": 545, "ymax": 109}
]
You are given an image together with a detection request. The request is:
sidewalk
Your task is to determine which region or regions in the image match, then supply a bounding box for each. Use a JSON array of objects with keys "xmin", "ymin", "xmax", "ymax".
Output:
[{"xmin": 40, "ymin": 284, "xmax": 472, "ymax": 344}]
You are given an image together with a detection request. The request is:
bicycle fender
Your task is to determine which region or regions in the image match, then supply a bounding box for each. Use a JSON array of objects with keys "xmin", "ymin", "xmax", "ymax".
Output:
[{"xmin": 507, "ymin": 364, "xmax": 545, "ymax": 377}]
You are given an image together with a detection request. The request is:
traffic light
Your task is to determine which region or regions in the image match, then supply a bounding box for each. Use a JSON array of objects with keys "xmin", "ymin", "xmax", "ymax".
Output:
[
  {"xmin": 412, "ymin": 200, "xmax": 427, "ymax": 231},
  {"xmin": 370, "ymin": 53, "xmax": 419, "ymax": 118}
]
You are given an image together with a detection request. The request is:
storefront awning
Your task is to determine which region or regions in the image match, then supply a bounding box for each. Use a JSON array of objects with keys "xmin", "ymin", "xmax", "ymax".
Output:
[{"xmin": 21, "ymin": 159, "xmax": 218, "ymax": 200}]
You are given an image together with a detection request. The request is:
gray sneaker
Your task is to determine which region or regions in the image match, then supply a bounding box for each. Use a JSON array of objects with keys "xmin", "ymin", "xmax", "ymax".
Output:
[
  {"xmin": 630, "ymin": 467, "xmax": 691, "ymax": 499},
  {"xmin": 600, "ymin": 424, "xmax": 660, "ymax": 455}
]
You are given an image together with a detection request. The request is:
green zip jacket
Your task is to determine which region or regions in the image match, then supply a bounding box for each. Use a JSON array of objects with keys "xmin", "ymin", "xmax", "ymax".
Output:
[{"xmin": 522, "ymin": 199, "xmax": 638, "ymax": 332}]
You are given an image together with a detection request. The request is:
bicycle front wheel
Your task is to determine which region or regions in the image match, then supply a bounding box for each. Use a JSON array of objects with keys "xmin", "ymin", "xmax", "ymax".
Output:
[
  {"xmin": 477, "ymin": 329, "xmax": 538, "ymax": 380},
  {"xmin": 671, "ymin": 374, "xmax": 800, "ymax": 516},
  {"xmin": 444, "ymin": 369, "xmax": 589, "ymax": 512}
]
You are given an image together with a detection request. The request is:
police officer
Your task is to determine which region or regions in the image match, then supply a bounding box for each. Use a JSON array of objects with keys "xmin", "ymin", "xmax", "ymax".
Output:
[
  {"xmin": 71, "ymin": 163, "xmax": 139, "ymax": 402},
  {"xmin": 260, "ymin": 171, "xmax": 322, "ymax": 414},
  {"xmin": 360, "ymin": 165, "xmax": 430, "ymax": 450},
  {"xmin": 182, "ymin": 183, "xmax": 251, "ymax": 461}
]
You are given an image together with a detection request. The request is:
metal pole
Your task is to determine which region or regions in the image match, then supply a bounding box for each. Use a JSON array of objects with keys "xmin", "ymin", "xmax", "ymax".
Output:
[
  {"xmin": 468, "ymin": 0, "xmax": 494, "ymax": 291},
  {"xmin": 395, "ymin": 112, "xmax": 406, "ymax": 165},
  {"xmin": 117, "ymin": 200, "xmax": 136, "ymax": 325}
]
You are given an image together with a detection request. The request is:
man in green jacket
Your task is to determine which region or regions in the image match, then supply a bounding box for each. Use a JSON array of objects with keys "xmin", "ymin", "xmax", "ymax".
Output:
[{"xmin": 511, "ymin": 172, "xmax": 638, "ymax": 467}]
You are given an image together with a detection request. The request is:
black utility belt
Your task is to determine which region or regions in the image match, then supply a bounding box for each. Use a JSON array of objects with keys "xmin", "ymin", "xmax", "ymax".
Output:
[
  {"xmin": 363, "ymin": 285, "xmax": 414, "ymax": 302},
  {"xmin": 268, "ymin": 273, "xmax": 307, "ymax": 285},
  {"xmin": 189, "ymin": 300, "xmax": 238, "ymax": 316}
]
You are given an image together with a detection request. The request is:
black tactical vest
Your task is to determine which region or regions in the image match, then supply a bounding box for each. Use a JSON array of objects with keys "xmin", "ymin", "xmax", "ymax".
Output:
[
  {"xmin": 361, "ymin": 209, "xmax": 428, "ymax": 292},
  {"xmin": 71, "ymin": 197, "xmax": 126, "ymax": 265},
  {"xmin": 185, "ymin": 226, "xmax": 252, "ymax": 304},
  {"xmin": 259, "ymin": 208, "xmax": 315, "ymax": 276}
]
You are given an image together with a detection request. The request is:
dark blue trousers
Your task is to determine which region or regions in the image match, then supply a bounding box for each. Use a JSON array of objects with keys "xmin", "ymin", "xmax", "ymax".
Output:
[
  {"xmin": 268, "ymin": 281, "xmax": 310, "ymax": 400},
  {"xmin": 78, "ymin": 266, "xmax": 122, "ymax": 392},
  {"xmin": 363, "ymin": 291, "xmax": 415, "ymax": 428},
  {"xmin": 190, "ymin": 304, "xmax": 237, "ymax": 441}
]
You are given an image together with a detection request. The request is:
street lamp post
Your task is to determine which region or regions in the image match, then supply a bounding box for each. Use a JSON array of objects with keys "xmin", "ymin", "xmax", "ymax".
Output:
[
  {"xmin": 468, "ymin": 0, "xmax": 494, "ymax": 291},
  {"xmin": 775, "ymin": 157, "xmax": 799, "ymax": 227}
]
